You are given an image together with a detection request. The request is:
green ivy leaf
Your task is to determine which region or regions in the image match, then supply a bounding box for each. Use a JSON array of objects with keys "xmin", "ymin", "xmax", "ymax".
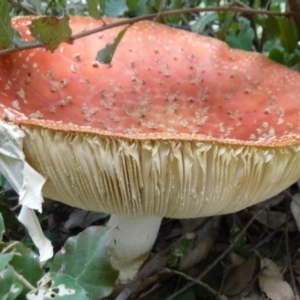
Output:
[
  {"xmin": 30, "ymin": 14, "xmax": 72, "ymax": 52},
  {"xmin": 0, "ymin": 242, "xmax": 23, "ymax": 300},
  {"xmin": 0, "ymin": 0, "xmax": 14, "ymax": 48},
  {"xmin": 26, "ymin": 272, "xmax": 88, "ymax": 300},
  {"xmin": 0, "ymin": 265, "xmax": 23, "ymax": 300},
  {"xmin": 51, "ymin": 227, "xmax": 119, "ymax": 300},
  {"xmin": 96, "ymin": 26, "xmax": 128, "ymax": 64},
  {"xmin": 0, "ymin": 253, "xmax": 14, "ymax": 271},
  {"xmin": 0, "ymin": 241, "xmax": 43, "ymax": 296}
]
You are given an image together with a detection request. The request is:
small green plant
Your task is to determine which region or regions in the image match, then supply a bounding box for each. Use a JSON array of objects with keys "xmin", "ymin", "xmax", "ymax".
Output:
[
  {"xmin": 0, "ymin": 213, "xmax": 118, "ymax": 300},
  {"xmin": 168, "ymin": 234, "xmax": 194, "ymax": 268}
]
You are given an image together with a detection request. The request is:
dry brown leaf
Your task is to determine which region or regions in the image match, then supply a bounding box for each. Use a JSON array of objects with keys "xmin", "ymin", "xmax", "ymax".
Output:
[
  {"xmin": 222, "ymin": 255, "xmax": 257, "ymax": 296},
  {"xmin": 260, "ymin": 258, "xmax": 282, "ymax": 278},
  {"xmin": 230, "ymin": 253, "xmax": 246, "ymax": 266},
  {"xmin": 179, "ymin": 233, "xmax": 215, "ymax": 270},
  {"xmin": 259, "ymin": 258, "xmax": 294, "ymax": 300},
  {"xmin": 293, "ymin": 261, "xmax": 300, "ymax": 274},
  {"xmin": 180, "ymin": 217, "xmax": 208, "ymax": 234},
  {"xmin": 258, "ymin": 275, "xmax": 294, "ymax": 300},
  {"xmin": 241, "ymin": 289, "xmax": 265, "ymax": 300},
  {"xmin": 253, "ymin": 210, "xmax": 286, "ymax": 229}
]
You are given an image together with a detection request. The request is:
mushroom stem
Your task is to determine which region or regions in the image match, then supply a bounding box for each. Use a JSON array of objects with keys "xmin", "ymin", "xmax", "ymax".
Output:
[{"xmin": 106, "ymin": 215, "xmax": 162, "ymax": 283}]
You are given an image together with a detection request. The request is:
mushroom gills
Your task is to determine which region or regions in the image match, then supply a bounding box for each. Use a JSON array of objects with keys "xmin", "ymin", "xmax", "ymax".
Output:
[{"xmin": 22, "ymin": 126, "xmax": 300, "ymax": 218}]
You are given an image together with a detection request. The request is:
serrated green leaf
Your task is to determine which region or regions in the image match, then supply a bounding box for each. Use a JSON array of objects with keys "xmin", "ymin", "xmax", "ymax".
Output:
[
  {"xmin": 26, "ymin": 273, "xmax": 88, "ymax": 300},
  {"xmin": 0, "ymin": 265, "xmax": 23, "ymax": 300},
  {"xmin": 277, "ymin": 17, "xmax": 298, "ymax": 53},
  {"xmin": 0, "ymin": 0, "xmax": 14, "ymax": 48},
  {"xmin": 0, "ymin": 213, "xmax": 4, "ymax": 239},
  {"xmin": 96, "ymin": 26, "xmax": 128, "ymax": 64},
  {"xmin": 51, "ymin": 227, "xmax": 118, "ymax": 300},
  {"xmin": 50, "ymin": 273, "xmax": 89, "ymax": 299},
  {"xmin": 30, "ymin": 14, "xmax": 72, "ymax": 52},
  {"xmin": 87, "ymin": 0, "xmax": 102, "ymax": 19},
  {"xmin": 0, "ymin": 241, "xmax": 43, "ymax": 296}
]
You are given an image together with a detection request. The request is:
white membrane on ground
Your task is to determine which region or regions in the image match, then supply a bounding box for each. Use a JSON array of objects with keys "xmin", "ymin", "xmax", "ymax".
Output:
[{"xmin": 0, "ymin": 120, "xmax": 52, "ymax": 261}]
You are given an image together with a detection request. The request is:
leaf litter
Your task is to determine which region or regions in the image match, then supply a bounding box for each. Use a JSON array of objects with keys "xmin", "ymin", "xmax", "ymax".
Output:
[{"xmin": 2, "ymin": 180, "xmax": 300, "ymax": 299}]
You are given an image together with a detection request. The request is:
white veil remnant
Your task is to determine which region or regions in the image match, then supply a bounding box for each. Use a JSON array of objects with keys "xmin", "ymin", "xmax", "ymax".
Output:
[{"xmin": 0, "ymin": 119, "xmax": 53, "ymax": 262}]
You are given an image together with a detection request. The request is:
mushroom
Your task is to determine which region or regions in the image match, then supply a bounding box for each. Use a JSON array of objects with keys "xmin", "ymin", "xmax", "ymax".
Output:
[{"xmin": 1, "ymin": 16, "xmax": 300, "ymax": 282}]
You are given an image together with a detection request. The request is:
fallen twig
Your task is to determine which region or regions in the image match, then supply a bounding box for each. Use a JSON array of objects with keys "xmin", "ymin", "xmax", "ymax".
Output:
[{"xmin": 115, "ymin": 216, "xmax": 219, "ymax": 300}]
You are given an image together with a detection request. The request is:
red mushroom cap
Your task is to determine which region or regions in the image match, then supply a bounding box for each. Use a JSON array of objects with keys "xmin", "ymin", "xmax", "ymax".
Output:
[
  {"xmin": 1, "ymin": 16, "xmax": 300, "ymax": 146},
  {"xmin": 1, "ymin": 16, "xmax": 300, "ymax": 218}
]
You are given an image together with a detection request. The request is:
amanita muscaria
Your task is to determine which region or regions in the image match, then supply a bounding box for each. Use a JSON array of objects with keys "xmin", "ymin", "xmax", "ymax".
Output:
[{"xmin": 1, "ymin": 15, "xmax": 300, "ymax": 282}]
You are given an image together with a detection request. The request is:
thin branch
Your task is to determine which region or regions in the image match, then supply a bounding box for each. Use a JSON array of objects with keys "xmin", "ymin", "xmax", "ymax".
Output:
[
  {"xmin": 164, "ymin": 268, "xmax": 227, "ymax": 299},
  {"xmin": 285, "ymin": 228, "xmax": 299, "ymax": 299},
  {"xmin": 242, "ymin": 226, "xmax": 280, "ymax": 255},
  {"xmin": 284, "ymin": 199, "xmax": 299, "ymax": 300},
  {"xmin": 0, "ymin": 41, "xmax": 42, "ymax": 56},
  {"xmin": 166, "ymin": 202, "xmax": 270, "ymax": 300},
  {"xmin": 0, "ymin": 6, "xmax": 290, "ymax": 56},
  {"xmin": 7, "ymin": 0, "xmax": 37, "ymax": 15},
  {"xmin": 14, "ymin": 271, "xmax": 36, "ymax": 291},
  {"xmin": 70, "ymin": 7, "xmax": 290, "ymax": 40},
  {"xmin": 1, "ymin": 241, "xmax": 19, "ymax": 254},
  {"xmin": 115, "ymin": 217, "xmax": 220, "ymax": 300}
]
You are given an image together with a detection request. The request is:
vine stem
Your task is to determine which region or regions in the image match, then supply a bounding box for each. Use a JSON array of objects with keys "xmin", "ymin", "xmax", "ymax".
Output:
[
  {"xmin": 0, "ymin": 6, "xmax": 290, "ymax": 56},
  {"xmin": 14, "ymin": 271, "xmax": 37, "ymax": 291}
]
